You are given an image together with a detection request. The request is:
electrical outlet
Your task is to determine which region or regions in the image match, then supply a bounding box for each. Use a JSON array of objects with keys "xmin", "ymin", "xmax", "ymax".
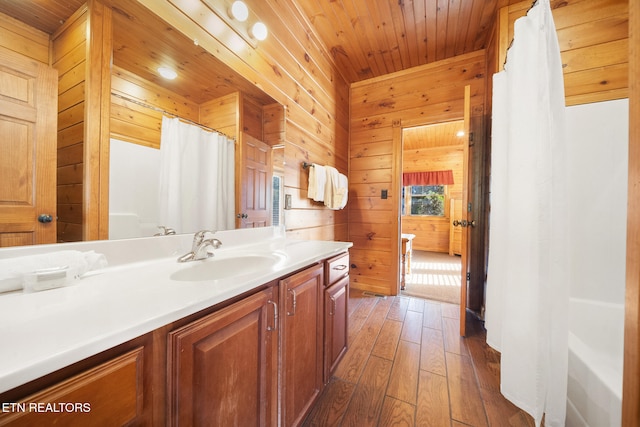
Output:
[
  {"xmin": 381, "ymin": 189, "xmax": 388, "ymax": 199},
  {"xmin": 284, "ymin": 194, "xmax": 292, "ymax": 209}
]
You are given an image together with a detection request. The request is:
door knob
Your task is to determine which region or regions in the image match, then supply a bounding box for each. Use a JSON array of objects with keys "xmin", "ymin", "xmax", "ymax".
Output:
[
  {"xmin": 469, "ymin": 220, "xmax": 476, "ymax": 228},
  {"xmin": 38, "ymin": 214, "xmax": 53, "ymax": 223},
  {"xmin": 452, "ymin": 220, "xmax": 460, "ymax": 226},
  {"xmin": 236, "ymin": 213, "xmax": 248, "ymax": 219}
]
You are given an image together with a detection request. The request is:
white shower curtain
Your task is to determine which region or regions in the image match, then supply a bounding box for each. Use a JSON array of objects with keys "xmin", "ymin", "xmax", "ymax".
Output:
[
  {"xmin": 485, "ymin": 0, "xmax": 569, "ymax": 426},
  {"xmin": 158, "ymin": 116, "xmax": 235, "ymax": 233}
]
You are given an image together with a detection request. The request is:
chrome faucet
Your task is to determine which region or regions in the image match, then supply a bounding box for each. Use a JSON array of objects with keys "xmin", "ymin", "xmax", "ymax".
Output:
[
  {"xmin": 177, "ymin": 230, "xmax": 222, "ymax": 262},
  {"xmin": 155, "ymin": 226, "xmax": 176, "ymax": 236}
]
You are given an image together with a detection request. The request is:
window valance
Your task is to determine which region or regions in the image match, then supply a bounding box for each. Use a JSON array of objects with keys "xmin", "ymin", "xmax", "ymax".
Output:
[{"xmin": 402, "ymin": 170, "xmax": 454, "ymax": 186}]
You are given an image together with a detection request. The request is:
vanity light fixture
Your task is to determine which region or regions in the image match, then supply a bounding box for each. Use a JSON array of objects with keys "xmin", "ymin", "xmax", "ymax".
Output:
[
  {"xmin": 157, "ymin": 66, "xmax": 178, "ymax": 80},
  {"xmin": 250, "ymin": 22, "xmax": 268, "ymax": 41},
  {"xmin": 456, "ymin": 130, "xmax": 465, "ymax": 137},
  {"xmin": 229, "ymin": 1, "xmax": 249, "ymax": 22},
  {"xmin": 202, "ymin": 0, "xmax": 268, "ymax": 48}
]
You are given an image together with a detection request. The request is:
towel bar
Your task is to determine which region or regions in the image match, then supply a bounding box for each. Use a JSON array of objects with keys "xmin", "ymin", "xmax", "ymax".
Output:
[{"xmin": 302, "ymin": 161, "xmax": 314, "ymax": 169}]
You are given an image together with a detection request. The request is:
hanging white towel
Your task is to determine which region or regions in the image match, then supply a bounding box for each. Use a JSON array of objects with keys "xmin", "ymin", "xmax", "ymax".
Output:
[
  {"xmin": 307, "ymin": 163, "xmax": 326, "ymax": 202},
  {"xmin": 323, "ymin": 166, "xmax": 348, "ymax": 210}
]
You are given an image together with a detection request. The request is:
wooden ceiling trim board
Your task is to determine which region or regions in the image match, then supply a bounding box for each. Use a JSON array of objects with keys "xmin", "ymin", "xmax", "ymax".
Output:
[
  {"xmin": 454, "ymin": 0, "xmax": 474, "ymax": 56},
  {"xmin": 413, "ymin": 0, "xmax": 428, "ymax": 65},
  {"xmin": 349, "ymin": 0, "xmax": 388, "ymax": 78},
  {"xmin": 326, "ymin": 0, "xmax": 372, "ymax": 80},
  {"xmin": 444, "ymin": 0, "xmax": 462, "ymax": 58},
  {"xmin": 425, "ymin": 0, "xmax": 438, "ymax": 63},
  {"xmin": 435, "ymin": 0, "xmax": 449, "ymax": 61},
  {"xmin": 400, "ymin": 0, "xmax": 422, "ymax": 67},
  {"xmin": 393, "ymin": 0, "xmax": 416, "ymax": 70},
  {"xmin": 377, "ymin": 0, "xmax": 406, "ymax": 72},
  {"xmin": 294, "ymin": 0, "xmax": 358, "ymax": 83},
  {"xmin": 361, "ymin": 0, "xmax": 394, "ymax": 77},
  {"xmin": 342, "ymin": 0, "xmax": 385, "ymax": 78},
  {"xmin": 474, "ymin": 0, "xmax": 501, "ymax": 51},
  {"xmin": 463, "ymin": 0, "xmax": 487, "ymax": 52}
]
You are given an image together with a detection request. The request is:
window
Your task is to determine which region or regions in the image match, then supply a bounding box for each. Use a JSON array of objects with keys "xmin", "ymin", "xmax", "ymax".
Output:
[
  {"xmin": 402, "ymin": 185, "xmax": 446, "ymax": 216},
  {"xmin": 272, "ymin": 175, "xmax": 283, "ymax": 226}
]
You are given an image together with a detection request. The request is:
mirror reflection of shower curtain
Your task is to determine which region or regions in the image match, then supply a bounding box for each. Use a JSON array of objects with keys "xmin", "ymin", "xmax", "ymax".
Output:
[
  {"xmin": 158, "ymin": 116, "xmax": 235, "ymax": 233},
  {"xmin": 485, "ymin": 0, "xmax": 569, "ymax": 426}
]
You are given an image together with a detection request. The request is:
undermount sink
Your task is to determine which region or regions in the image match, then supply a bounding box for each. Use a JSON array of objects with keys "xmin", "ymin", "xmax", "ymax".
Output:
[{"xmin": 170, "ymin": 252, "xmax": 286, "ymax": 282}]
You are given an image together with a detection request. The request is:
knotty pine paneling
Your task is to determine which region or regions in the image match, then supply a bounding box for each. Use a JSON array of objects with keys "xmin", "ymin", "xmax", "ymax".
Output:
[
  {"xmin": 200, "ymin": 93, "xmax": 239, "ymax": 140},
  {"xmin": 349, "ymin": 50, "xmax": 486, "ymax": 295},
  {"xmin": 52, "ymin": 6, "xmax": 87, "ymax": 243},
  {"xmin": 110, "ymin": 66, "xmax": 200, "ymax": 149},
  {"xmin": 139, "ymin": 0, "xmax": 350, "ymax": 242},
  {"xmin": 502, "ymin": 0, "xmax": 629, "ymax": 105},
  {"xmin": 242, "ymin": 95, "xmax": 264, "ymax": 141},
  {"xmin": 0, "ymin": 11, "xmax": 49, "ymax": 64}
]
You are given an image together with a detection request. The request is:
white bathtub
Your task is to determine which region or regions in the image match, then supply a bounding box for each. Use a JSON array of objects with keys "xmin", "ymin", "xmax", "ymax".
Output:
[{"xmin": 566, "ymin": 297, "xmax": 624, "ymax": 427}]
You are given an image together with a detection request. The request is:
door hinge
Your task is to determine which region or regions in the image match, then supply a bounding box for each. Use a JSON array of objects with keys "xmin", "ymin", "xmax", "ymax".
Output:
[
  {"xmin": 466, "ymin": 272, "xmax": 471, "ymax": 281},
  {"xmin": 468, "ymin": 202, "xmax": 472, "ymax": 212},
  {"xmin": 469, "ymin": 132, "xmax": 474, "ymax": 146}
]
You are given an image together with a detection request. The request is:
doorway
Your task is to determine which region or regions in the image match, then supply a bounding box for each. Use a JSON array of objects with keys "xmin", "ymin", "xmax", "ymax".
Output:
[{"xmin": 399, "ymin": 120, "xmax": 466, "ymax": 305}]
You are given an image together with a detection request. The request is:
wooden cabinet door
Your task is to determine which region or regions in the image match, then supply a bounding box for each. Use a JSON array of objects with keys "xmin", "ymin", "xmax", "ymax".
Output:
[
  {"xmin": 279, "ymin": 264, "xmax": 324, "ymax": 427},
  {"xmin": 0, "ymin": 48, "xmax": 57, "ymax": 247},
  {"xmin": 168, "ymin": 287, "xmax": 278, "ymax": 427},
  {"xmin": 0, "ymin": 348, "xmax": 145, "ymax": 426},
  {"xmin": 324, "ymin": 275, "xmax": 349, "ymax": 383}
]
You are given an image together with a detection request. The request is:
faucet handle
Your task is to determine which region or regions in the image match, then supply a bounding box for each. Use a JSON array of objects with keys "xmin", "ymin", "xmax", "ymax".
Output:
[{"xmin": 193, "ymin": 230, "xmax": 216, "ymax": 246}]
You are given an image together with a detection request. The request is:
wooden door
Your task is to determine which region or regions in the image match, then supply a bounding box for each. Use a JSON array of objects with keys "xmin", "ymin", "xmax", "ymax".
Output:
[
  {"xmin": 280, "ymin": 264, "xmax": 324, "ymax": 427},
  {"xmin": 168, "ymin": 287, "xmax": 278, "ymax": 426},
  {"xmin": 0, "ymin": 49, "xmax": 57, "ymax": 247},
  {"xmin": 238, "ymin": 133, "xmax": 272, "ymax": 228},
  {"xmin": 459, "ymin": 86, "xmax": 472, "ymax": 336},
  {"xmin": 324, "ymin": 275, "xmax": 348, "ymax": 383}
]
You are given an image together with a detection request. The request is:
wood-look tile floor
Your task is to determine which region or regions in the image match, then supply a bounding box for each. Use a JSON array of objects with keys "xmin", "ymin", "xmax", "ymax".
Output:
[{"xmin": 303, "ymin": 289, "xmax": 536, "ymax": 427}]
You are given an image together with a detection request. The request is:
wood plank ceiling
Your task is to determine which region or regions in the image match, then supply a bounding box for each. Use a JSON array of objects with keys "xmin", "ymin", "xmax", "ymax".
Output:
[
  {"xmin": 294, "ymin": 0, "xmax": 522, "ymax": 82},
  {"xmin": 0, "ymin": 0, "xmax": 526, "ymax": 85}
]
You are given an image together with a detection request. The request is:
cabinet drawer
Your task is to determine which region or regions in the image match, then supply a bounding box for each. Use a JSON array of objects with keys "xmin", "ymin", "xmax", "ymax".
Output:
[
  {"xmin": 0, "ymin": 347, "xmax": 144, "ymax": 427},
  {"xmin": 325, "ymin": 252, "xmax": 349, "ymax": 286}
]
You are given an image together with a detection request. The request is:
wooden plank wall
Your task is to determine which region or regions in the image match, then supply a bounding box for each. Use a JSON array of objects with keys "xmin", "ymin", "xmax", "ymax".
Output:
[
  {"xmin": 200, "ymin": 93, "xmax": 239, "ymax": 140},
  {"xmin": 501, "ymin": 0, "xmax": 629, "ymax": 105},
  {"xmin": 51, "ymin": 6, "xmax": 88, "ymax": 243},
  {"xmin": 401, "ymin": 147, "xmax": 464, "ymax": 253},
  {"xmin": 349, "ymin": 50, "xmax": 487, "ymax": 295},
  {"xmin": 110, "ymin": 66, "xmax": 201, "ymax": 148},
  {"xmin": 0, "ymin": 12, "xmax": 49, "ymax": 63},
  {"xmin": 138, "ymin": 0, "xmax": 350, "ymax": 242}
]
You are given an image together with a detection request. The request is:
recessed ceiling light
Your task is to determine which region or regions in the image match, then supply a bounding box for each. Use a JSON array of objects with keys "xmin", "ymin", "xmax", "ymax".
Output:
[
  {"xmin": 157, "ymin": 66, "xmax": 177, "ymax": 80},
  {"xmin": 230, "ymin": 1, "xmax": 249, "ymax": 22},
  {"xmin": 251, "ymin": 22, "xmax": 268, "ymax": 41}
]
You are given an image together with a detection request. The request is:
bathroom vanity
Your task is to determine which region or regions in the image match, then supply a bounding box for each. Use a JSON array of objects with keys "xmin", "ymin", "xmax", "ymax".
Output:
[{"xmin": 0, "ymin": 227, "xmax": 351, "ymax": 426}]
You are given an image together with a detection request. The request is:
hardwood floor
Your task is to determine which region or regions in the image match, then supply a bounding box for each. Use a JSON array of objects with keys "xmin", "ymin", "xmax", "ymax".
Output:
[{"xmin": 303, "ymin": 290, "xmax": 535, "ymax": 427}]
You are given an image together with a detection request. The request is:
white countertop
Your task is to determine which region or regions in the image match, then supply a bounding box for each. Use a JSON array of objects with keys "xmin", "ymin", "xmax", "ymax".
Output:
[{"xmin": 0, "ymin": 227, "xmax": 352, "ymax": 394}]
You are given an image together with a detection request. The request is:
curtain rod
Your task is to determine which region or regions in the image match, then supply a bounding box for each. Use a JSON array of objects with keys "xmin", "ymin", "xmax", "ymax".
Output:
[{"xmin": 112, "ymin": 92, "xmax": 236, "ymax": 141}]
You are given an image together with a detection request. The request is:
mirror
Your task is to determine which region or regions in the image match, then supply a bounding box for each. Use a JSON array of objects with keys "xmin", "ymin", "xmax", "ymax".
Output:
[{"xmin": 106, "ymin": 0, "xmax": 284, "ymax": 239}]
